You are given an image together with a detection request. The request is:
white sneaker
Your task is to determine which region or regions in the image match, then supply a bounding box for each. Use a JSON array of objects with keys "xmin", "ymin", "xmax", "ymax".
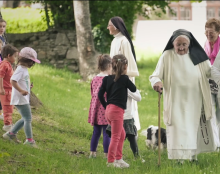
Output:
[
  {"xmin": 2, "ymin": 125, "xmax": 13, "ymax": 132},
  {"xmin": 115, "ymin": 159, "xmax": 130, "ymax": 168},
  {"xmin": 107, "ymin": 161, "xmax": 122, "ymax": 168},
  {"xmin": 0, "ymin": 114, "xmax": 3, "ymax": 120}
]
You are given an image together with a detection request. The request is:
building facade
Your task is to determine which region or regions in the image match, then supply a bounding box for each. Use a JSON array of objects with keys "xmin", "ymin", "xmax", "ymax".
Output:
[{"xmin": 169, "ymin": 1, "xmax": 220, "ymax": 20}]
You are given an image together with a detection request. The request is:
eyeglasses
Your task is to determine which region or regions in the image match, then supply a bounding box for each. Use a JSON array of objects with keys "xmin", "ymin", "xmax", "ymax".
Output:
[{"xmin": 205, "ymin": 30, "xmax": 218, "ymax": 35}]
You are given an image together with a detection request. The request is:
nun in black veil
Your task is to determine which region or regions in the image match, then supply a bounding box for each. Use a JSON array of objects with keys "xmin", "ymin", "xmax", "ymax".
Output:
[{"xmin": 149, "ymin": 29, "xmax": 216, "ymax": 163}]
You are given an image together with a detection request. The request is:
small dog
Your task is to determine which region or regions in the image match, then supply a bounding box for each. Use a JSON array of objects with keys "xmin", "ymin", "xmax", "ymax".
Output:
[{"xmin": 144, "ymin": 125, "xmax": 167, "ymax": 150}]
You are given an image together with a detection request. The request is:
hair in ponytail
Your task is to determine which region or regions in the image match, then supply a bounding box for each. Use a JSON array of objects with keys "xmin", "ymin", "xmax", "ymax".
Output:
[
  {"xmin": 112, "ymin": 54, "xmax": 128, "ymax": 82},
  {"xmin": 98, "ymin": 54, "xmax": 112, "ymax": 71}
]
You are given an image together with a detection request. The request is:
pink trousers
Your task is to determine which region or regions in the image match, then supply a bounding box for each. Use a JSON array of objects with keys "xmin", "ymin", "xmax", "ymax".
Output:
[
  {"xmin": 0, "ymin": 90, "xmax": 13, "ymax": 125},
  {"xmin": 105, "ymin": 104, "xmax": 125, "ymax": 163}
]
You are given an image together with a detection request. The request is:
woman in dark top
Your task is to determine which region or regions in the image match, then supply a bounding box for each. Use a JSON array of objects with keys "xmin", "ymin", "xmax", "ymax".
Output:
[{"xmin": 98, "ymin": 54, "xmax": 136, "ymax": 168}]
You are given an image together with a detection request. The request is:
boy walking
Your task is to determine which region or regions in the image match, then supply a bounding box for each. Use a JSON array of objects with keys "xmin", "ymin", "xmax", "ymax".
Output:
[{"xmin": 0, "ymin": 44, "xmax": 18, "ymax": 131}]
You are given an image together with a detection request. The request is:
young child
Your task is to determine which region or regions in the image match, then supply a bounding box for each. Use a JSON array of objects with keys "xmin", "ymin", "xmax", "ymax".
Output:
[
  {"xmin": 0, "ymin": 44, "xmax": 18, "ymax": 131},
  {"xmin": 106, "ymin": 89, "xmax": 142, "ymax": 157},
  {"xmin": 98, "ymin": 54, "xmax": 136, "ymax": 168},
  {"xmin": 0, "ymin": 18, "xmax": 7, "ymax": 45},
  {"xmin": 88, "ymin": 54, "xmax": 112, "ymax": 158},
  {"xmin": 0, "ymin": 40, "xmax": 4, "ymax": 120},
  {"xmin": 3, "ymin": 47, "xmax": 41, "ymax": 147}
]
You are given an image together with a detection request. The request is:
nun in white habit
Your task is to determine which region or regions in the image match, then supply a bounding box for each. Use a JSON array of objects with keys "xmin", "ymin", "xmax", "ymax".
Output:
[
  {"xmin": 150, "ymin": 29, "xmax": 216, "ymax": 162},
  {"xmin": 107, "ymin": 16, "xmax": 140, "ymax": 131}
]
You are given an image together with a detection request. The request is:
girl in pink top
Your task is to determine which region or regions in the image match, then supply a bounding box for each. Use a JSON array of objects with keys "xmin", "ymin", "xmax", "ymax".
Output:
[{"xmin": 88, "ymin": 54, "xmax": 112, "ymax": 158}]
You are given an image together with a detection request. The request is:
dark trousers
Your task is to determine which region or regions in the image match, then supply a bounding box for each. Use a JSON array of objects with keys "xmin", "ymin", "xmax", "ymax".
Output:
[
  {"xmin": 127, "ymin": 134, "xmax": 139, "ymax": 156},
  {"xmin": 90, "ymin": 124, "xmax": 110, "ymax": 153}
]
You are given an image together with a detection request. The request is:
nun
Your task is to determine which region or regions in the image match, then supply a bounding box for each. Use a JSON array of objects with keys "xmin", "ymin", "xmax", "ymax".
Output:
[
  {"xmin": 106, "ymin": 16, "xmax": 140, "ymax": 157},
  {"xmin": 150, "ymin": 29, "xmax": 216, "ymax": 163}
]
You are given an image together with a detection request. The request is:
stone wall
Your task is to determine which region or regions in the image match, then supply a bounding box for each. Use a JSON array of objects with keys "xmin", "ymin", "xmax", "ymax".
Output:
[{"xmin": 6, "ymin": 29, "xmax": 79, "ymax": 72}]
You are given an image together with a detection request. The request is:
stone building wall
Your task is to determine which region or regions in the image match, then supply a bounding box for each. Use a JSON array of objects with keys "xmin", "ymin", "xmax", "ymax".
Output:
[{"xmin": 6, "ymin": 29, "xmax": 79, "ymax": 72}]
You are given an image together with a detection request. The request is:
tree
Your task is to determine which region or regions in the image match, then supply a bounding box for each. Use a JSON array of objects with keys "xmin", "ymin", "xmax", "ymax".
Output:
[{"xmin": 73, "ymin": 1, "xmax": 98, "ymax": 80}]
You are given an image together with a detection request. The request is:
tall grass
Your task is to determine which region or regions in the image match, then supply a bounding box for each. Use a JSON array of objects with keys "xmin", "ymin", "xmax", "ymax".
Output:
[{"xmin": 0, "ymin": 60, "xmax": 220, "ymax": 173}]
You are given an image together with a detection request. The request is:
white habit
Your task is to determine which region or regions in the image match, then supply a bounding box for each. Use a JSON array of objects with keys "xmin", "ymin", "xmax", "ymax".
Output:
[
  {"xmin": 110, "ymin": 32, "xmax": 141, "ymax": 130},
  {"xmin": 150, "ymin": 49, "xmax": 216, "ymax": 159}
]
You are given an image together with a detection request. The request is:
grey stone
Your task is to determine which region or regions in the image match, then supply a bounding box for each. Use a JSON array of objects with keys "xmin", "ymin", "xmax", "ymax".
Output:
[
  {"xmin": 55, "ymin": 33, "xmax": 69, "ymax": 46},
  {"xmin": 55, "ymin": 46, "xmax": 68, "ymax": 58},
  {"xmin": 66, "ymin": 47, "xmax": 78, "ymax": 59},
  {"xmin": 30, "ymin": 36, "xmax": 37, "ymax": 41},
  {"xmin": 33, "ymin": 41, "xmax": 39, "ymax": 46},
  {"xmin": 57, "ymin": 60, "xmax": 64, "ymax": 64},
  {"xmin": 50, "ymin": 59, "xmax": 56, "ymax": 64},
  {"xmin": 56, "ymin": 64, "xmax": 64, "ymax": 69},
  {"xmin": 48, "ymin": 51, "xmax": 56, "ymax": 56},
  {"xmin": 38, "ymin": 51, "xmax": 47, "ymax": 59},
  {"xmin": 40, "ymin": 35, "xmax": 49, "ymax": 41},
  {"xmin": 68, "ymin": 65, "xmax": 78, "ymax": 72}
]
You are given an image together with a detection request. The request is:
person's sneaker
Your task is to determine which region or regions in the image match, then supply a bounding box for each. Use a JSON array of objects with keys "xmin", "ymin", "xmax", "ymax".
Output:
[
  {"xmin": 2, "ymin": 124, "xmax": 13, "ymax": 132},
  {"xmin": 0, "ymin": 114, "xmax": 3, "ymax": 120},
  {"xmin": 89, "ymin": 153, "xmax": 96, "ymax": 158},
  {"xmin": 3, "ymin": 132, "xmax": 21, "ymax": 143},
  {"xmin": 107, "ymin": 161, "xmax": 122, "ymax": 168},
  {"xmin": 23, "ymin": 140, "xmax": 38, "ymax": 148},
  {"xmin": 115, "ymin": 159, "xmax": 130, "ymax": 168}
]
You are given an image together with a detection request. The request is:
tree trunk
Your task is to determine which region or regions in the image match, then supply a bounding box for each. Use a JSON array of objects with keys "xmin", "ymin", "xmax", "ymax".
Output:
[{"xmin": 73, "ymin": 1, "xmax": 98, "ymax": 80}]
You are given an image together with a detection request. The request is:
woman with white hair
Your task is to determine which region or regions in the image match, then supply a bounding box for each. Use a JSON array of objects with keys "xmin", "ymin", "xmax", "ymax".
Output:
[{"xmin": 150, "ymin": 29, "xmax": 216, "ymax": 163}]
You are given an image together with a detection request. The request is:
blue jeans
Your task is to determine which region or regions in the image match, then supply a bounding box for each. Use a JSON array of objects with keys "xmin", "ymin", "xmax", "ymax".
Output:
[{"xmin": 11, "ymin": 104, "xmax": 33, "ymax": 138}]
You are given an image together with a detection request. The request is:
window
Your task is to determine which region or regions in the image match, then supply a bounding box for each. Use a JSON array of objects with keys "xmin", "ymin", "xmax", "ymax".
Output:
[
  {"xmin": 180, "ymin": 7, "xmax": 191, "ymax": 20},
  {"xmin": 207, "ymin": 7, "xmax": 215, "ymax": 19}
]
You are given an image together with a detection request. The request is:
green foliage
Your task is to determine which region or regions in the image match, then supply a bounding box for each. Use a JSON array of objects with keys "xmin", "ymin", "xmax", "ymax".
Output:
[
  {"xmin": 29, "ymin": 1, "xmax": 174, "ymax": 53},
  {"xmin": 1, "ymin": 7, "xmax": 52, "ymax": 33},
  {"xmin": 31, "ymin": 0, "xmax": 75, "ymax": 29},
  {"xmin": 90, "ymin": 1, "xmax": 143, "ymax": 53}
]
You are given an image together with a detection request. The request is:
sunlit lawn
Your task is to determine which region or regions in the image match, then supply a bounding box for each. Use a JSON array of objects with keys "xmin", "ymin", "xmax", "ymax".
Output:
[{"xmin": 0, "ymin": 58, "xmax": 220, "ymax": 174}]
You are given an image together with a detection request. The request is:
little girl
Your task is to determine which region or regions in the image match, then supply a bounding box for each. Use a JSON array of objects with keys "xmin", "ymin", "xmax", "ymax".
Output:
[
  {"xmin": 3, "ymin": 47, "xmax": 41, "ymax": 147},
  {"xmin": 88, "ymin": 54, "xmax": 112, "ymax": 158},
  {"xmin": 98, "ymin": 54, "xmax": 136, "ymax": 168}
]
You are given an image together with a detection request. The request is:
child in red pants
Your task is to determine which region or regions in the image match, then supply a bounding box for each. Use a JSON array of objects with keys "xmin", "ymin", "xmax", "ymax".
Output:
[
  {"xmin": 98, "ymin": 54, "xmax": 136, "ymax": 168},
  {"xmin": 0, "ymin": 44, "xmax": 18, "ymax": 131}
]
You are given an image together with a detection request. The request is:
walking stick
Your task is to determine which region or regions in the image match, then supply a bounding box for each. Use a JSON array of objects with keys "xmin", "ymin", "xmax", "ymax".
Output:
[{"xmin": 158, "ymin": 89, "xmax": 162, "ymax": 166}]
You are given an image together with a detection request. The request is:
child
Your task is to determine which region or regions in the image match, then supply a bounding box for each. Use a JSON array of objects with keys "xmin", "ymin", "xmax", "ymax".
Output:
[
  {"xmin": 0, "ymin": 18, "xmax": 7, "ymax": 45},
  {"xmin": 98, "ymin": 54, "xmax": 136, "ymax": 168},
  {"xmin": 3, "ymin": 47, "xmax": 41, "ymax": 147},
  {"xmin": 0, "ymin": 39, "xmax": 4, "ymax": 120},
  {"xmin": 0, "ymin": 44, "xmax": 18, "ymax": 131},
  {"xmin": 88, "ymin": 54, "xmax": 112, "ymax": 158},
  {"xmin": 106, "ymin": 89, "xmax": 142, "ymax": 157}
]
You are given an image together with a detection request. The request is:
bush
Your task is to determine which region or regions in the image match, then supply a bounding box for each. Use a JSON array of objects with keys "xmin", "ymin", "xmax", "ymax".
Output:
[{"xmin": 1, "ymin": 7, "xmax": 53, "ymax": 33}]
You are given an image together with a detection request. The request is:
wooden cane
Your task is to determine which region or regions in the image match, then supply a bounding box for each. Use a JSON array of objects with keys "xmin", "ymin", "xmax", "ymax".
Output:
[{"xmin": 158, "ymin": 90, "xmax": 162, "ymax": 166}]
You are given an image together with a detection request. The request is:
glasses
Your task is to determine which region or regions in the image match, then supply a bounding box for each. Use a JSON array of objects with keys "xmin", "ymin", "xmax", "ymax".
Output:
[{"xmin": 205, "ymin": 30, "xmax": 218, "ymax": 35}]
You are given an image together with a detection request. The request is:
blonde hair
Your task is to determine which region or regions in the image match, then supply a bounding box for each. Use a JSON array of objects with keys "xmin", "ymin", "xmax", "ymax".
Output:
[{"xmin": 112, "ymin": 54, "xmax": 128, "ymax": 82}]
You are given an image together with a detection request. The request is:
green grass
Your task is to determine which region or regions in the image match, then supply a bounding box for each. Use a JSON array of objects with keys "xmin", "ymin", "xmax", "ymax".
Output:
[
  {"xmin": 1, "ymin": 7, "xmax": 53, "ymax": 33},
  {"xmin": 0, "ymin": 60, "xmax": 220, "ymax": 174}
]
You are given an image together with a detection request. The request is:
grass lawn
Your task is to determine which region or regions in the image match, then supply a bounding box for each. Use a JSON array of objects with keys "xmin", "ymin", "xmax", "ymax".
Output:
[{"xmin": 0, "ymin": 59, "xmax": 220, "ymax": 174}]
